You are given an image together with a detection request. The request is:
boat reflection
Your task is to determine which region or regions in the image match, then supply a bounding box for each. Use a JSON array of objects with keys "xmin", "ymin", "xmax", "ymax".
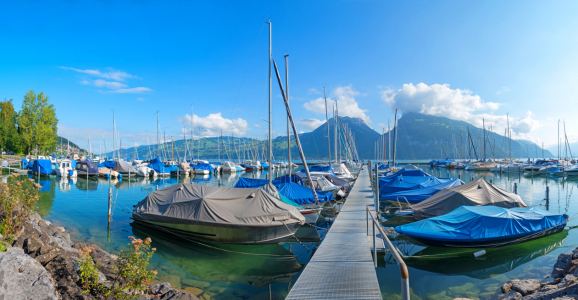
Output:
[
  {"xmin": 130, "ymin": 223, "xmax": 304, "ymax": 288},
  {"xmin": 401, "ymin": 229, "xmax": 569, "ymax": 279}
]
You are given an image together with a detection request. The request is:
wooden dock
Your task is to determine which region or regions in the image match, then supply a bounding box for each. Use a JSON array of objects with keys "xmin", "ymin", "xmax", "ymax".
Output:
[{"xmin": 286, "ymin": 167, "xmax": 382, "ymax": 300}]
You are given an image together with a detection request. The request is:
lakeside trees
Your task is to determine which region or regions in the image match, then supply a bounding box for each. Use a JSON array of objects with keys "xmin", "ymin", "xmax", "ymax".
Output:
[{"xmin": 0, "ymin": 90, "xmax": 58, "ymax": 155}]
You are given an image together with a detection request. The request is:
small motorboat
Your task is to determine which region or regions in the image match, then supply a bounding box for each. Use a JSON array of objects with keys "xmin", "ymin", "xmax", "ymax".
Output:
[
  {"xmin": 395, "ymin": 206, "xmax": 568, "ymax": 248},
  {"xmin": 132, "ymin": 184, "xmax": 305, "ymax": 244},
  {"xmin": 55, "ymin": 159, "xmax": 77, "ymax": 178},
  {"xmin": 76, "ymin": 161, "xmax": 100, "ymax": 177},
  {"xmin": 190, "ymin": 162, "xmax": 214, "ymax": 175},
  {"xmin": 32, "ymin": 159, "xmax": 53, "ymax": 177}
]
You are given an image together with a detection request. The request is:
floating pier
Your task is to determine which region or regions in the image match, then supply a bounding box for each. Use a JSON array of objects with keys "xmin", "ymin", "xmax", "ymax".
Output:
[{"xmin": 286, "ymin": 167, "xmax": 383, "ymax": 299}]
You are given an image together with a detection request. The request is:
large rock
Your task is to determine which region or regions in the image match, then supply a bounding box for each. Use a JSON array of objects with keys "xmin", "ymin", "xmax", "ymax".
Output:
[
  {"xmin": 44, "ymin": 251, "xmax": 82, "ymax": 296},
  {"xmin": 73, "ymin": 242, "xmax": 117, "ymax": 280},
  {"xmin": 0, "ymin": 247, "xmax": 59, "ymax": 299},
  {"xmin": 510, "ymin": 279, "xmax": 540, "ymax": 296},
  {"xmin": 552, "ymin": 253, "xmax": 573, "ymax": 279},
  {"xmin": 500, "ymin": 290, "xmax": 521, "ymax": 300}
]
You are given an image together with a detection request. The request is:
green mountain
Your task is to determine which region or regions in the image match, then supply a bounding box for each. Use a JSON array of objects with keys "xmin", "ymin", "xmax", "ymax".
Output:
[
  {"xmin": 103, "ymin": 113, "xmax": 552, "ymax": 160},
  {"xmin": 385, "ymin": 112, "xmax": 553, "ymax": 160}
]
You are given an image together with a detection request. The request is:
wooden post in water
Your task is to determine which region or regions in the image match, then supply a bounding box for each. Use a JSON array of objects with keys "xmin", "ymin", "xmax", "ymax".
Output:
[
  {"xmin": 107, "ymin": 186, "xmax": 112, "ymax": 225},
  {"xmin": 546, "ymin": 186, "xmax": 550, "ymax": 210},
  {"xmin": 514, "ymin": 183, "xmax": 517, "ymax": 194}
]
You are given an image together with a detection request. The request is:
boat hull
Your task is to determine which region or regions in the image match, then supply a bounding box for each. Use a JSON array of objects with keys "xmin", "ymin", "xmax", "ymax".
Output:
[
  {"xmin": 407, "ymin": 224, "xmax": 565, "ymax": 248},
  {"xmin": 132, "ymin": 218, "xmax": 301, "ymax": 244}
]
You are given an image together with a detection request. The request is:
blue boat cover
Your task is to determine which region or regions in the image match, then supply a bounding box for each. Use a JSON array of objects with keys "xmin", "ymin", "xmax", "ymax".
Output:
[
  {"xmin": 381, "ymin": 179, "xmax": 464, "ymax": 203},
  {"xmin": 261, "ymin": 162, "xmax": 270, "ymax": 169},
  {"xmin": 98, "ymin": 163, "xmax": 105, "ymax": 168},
  {"xmin": 148, "ymin": 158, "xmax": 167, "ymax": 173},
  {"xmin": 70, "ymin": 160, "xmax": 77, "ymax": 169},
  {"xmin": 303, "ymin": 165, "xmax": 335, "ymax": 176},
  {"xmin": 191, "ymin": 163, "xmax": 215, "ymax": 171},
  {"xmin": 275, "ymin": 174, "xmax": 304, "ymax": 185},
  {"xmin": 380, "ymin": 176, "xmax": 452, "ymax": 196},
  {"xmin": 274, "ymin": 182, "xmax": 333, "ymax": 204},
  {"xmin": 395, "ymin": 206, "xmax": 567, "ymax": 242},
  {"xmin": 234, "ymin": 177, "xmax": 333, "ymax": 204},
  {"xmin": 379, "ymin": 169, "xmax": 431, "ymax": 184},
  {"xmin": 27, "ymin": 161, "xmax": 34, "ymax": 169},
  {"xmin": 21, "ymin": 158, "xmax": 28, "ymax": 163},
  {"xmin": 33, "ymin": 159, "xmax": 52, "ymax": 175},
  {"xmin": 164, "ymin": 164, "xmax": 179, "ymax": 173},
  {"xmin": 103, "ymin": 160, "xmax": 117, "ymax": 169}
]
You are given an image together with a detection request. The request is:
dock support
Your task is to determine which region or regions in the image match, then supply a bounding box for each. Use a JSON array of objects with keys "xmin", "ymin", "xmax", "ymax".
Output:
[
  {"xmin": 375, "ymin": 167, "xmax": 379, "ymax": 213},
  {"xmin": 514, "ymin": 183, "xmax": 517, "ymax": 194}
]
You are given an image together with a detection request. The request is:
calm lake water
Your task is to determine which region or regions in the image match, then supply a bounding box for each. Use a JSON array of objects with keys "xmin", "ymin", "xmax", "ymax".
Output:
[
  {"xmin": 4, "ymin": 164, "xmax": 576, "ymax": 300},
  {"xmin": 378, "ymin": 167, "xmax": 578, "ymax": 300},
  {"xmin": 5, "ymin": 167, "xmax": 330, "ymax": 300}
]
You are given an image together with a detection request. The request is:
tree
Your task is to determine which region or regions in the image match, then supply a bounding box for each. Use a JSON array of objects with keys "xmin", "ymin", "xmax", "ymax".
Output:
[
  {"xmin": 18, "ymin": 90, "xmax": 58, "ymax": 154},
  {"xmin": 0, "ymin": 99, "xmax": 21, "ymax": 153}
]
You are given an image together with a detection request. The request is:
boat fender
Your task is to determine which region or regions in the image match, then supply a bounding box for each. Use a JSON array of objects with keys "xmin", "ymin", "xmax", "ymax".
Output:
[
  {"xmin": 472, "ymin": 250, "xmax": 486, "ymax": 258},
  {"xmin": 563, "ymin": 214, "xmax": 569, "ymax": 222},
  {"xmin": 248, "ymin": 193, "xmax": 255, "ymax": 198}
]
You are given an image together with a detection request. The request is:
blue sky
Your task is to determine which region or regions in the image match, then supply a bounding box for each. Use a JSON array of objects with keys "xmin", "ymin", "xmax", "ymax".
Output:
[{"xmin": 1, "ymin": 1, "xmax": 577, "ymax": 151}]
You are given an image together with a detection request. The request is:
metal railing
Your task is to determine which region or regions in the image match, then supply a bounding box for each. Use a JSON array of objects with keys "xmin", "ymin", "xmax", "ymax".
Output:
[{"xmin": 366, "ymin": 206, "xmax": 410, "ymax": 300}]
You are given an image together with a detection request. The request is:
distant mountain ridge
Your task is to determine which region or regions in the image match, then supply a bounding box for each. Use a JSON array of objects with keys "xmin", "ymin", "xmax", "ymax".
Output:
[{"xmin": 102, "ymin": 113, "xmax": 553, "ymax": 160}]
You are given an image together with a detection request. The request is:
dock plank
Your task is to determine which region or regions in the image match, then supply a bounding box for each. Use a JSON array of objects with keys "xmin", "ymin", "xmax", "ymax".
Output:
[{"xmin": 286, "ymin": 167, "xmax": 382, "ymax": 299}]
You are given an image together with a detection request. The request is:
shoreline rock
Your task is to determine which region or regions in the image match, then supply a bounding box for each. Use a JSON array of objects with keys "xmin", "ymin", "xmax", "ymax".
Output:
[
  {"xmin": 0, "ymin": 212, "xmax": 199, "ymax": 300},
  {"xmin": 496, "ymin": 246, "xmax": 578, "ymax": 300}
]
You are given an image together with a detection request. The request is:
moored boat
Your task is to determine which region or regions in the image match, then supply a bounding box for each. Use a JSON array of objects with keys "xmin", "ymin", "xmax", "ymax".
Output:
[
  {"xmin": 132, "ymin": 184, "xmax": 305, "ymax": 244},
  {"xmin": 395, "ymin": 206, "xmax": 568, "ymax": 248}
]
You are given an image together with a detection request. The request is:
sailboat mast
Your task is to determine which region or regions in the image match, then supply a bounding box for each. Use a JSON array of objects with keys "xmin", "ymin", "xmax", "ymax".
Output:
[
  {"xmin": 323, "ymin": 85, "xmax": 331, "ymax": 164},
  {"xmin": 392, "ymin": 109, "xmax": 398, "ymax": 168},
  {"xmin": 156, "ymin": 112, "xmax": 160, "ymax": 159},
  {"xmin": 284, "ymin": 54, "xmax": 291, "ymax": 168},
  {"xmin": 267, "ymin": 20, "xmax": 272, "ymax": 183}
]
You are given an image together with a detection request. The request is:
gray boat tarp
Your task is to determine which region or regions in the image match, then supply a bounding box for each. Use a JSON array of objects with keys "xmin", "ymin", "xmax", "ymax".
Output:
[
  {"xmin": 112, "ymin": 159, "xmax": 137, "ymax": 174},
  {"xmin": 413, "ymin": 178, "xmax": 528, "ymax": 220},
  {"xmin": 133, "ymin": 184, "xmax": 305, "ymax": 227}
]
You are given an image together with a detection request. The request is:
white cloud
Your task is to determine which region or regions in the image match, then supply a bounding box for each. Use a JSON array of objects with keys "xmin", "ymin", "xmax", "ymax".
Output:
[
  {"xmin": 308, "ymin": 88, "xmax": 321, "ymax": 95},
  {"xmin": 297, "ymin": 118, "xmax": 325, "ymax": 130},
  {"xmin": 381, "ymin": 83, "xmax": 542, "ymax": 143},
  {"xmin": 109, "ymin": 87, "xmax": 153, "ymax": 94},
  {"xmin": 59, "ymin": 66, "xmax": 138, "ymax": 81},
  {"xmin": 304, "ymin": 85, "xmax": 371, "ymax": 124},
  {"xmin": 496, "ymin": 87, "xmax": 510, "ymax": 95},
  {"xmin": 179, "ymin": 113, "xmax": 250, "ymax": 137},
  {"xmin": 61, "ymin": 66, "xmax": 152, "ymax": 94},
  {"xmin": 82, "ymin": 79, "xmax": 128, "ymax": 89},
  {"xmin": 137, "ymin": 97, "xmax": 145, "ymax": 101},
  {"xmin": 254, "ymin": 124, "xmax": 262, "ymax": 128}
]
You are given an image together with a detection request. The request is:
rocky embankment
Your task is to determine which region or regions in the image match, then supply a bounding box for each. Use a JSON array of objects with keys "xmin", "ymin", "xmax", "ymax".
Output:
[{"xmin": 0, "ymin": 212, "xmax": 199, "ymax": 300}]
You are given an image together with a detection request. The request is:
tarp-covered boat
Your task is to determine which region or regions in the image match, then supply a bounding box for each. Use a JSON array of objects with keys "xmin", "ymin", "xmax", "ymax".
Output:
[
  {"xmin": 234, "ymin": 177, "xmax": 333, "ymax": 205},
  {"xmin": 381, "ymin": 179, "xmax": 464, "ymax": 204},
  {"xmin": 132, "ymin": 184, "xmax": 305, "ymax": 244},
  {"xmin": 76, "ymin": 161, "xmax": 99, "ymax": 177},
  {"xmin": 412, "ymin": 178, "xmax": 528, "ymax": 220},
  {"xmin": 395, "ymin": 206, "xmax": 567, "ymax": 248},
  {"xmin": 32, "ymin": 159, "xmax": 52, "ymax": 176},
  {"xmin": 112, "ymin": 159, "xmax": 138, "ymax": 176}
]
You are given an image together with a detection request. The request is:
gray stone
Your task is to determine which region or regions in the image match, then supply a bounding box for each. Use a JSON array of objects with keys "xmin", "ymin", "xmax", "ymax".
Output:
[
  {"xmin": 501, "ymin": 290, "xmax": 522, "ymax": 300},
  {"xmin": 160, "ymin": 289, "xmax": 184, "ymax": 300},
  {"xmin": 35, "ymin": 248, "xmax": 63, "ymax": 266},
  {"xmin": 29, "ymin": 212, "xmax": 41, "ymax": 225},
  {"xmin": 510, "ymin": 279, "xmax": 540, "ymax": 296},
  {"xmin": 521, "ymin": 285, "xmax": 578, "ymax": 300},
  {"xmin": 0, "ymin": 247, "xmax": 58, "ymax": 299},
  {"xmin": 572, "ymin": 248, "xmax": 578, "ymax": 260},
  {"xmin": 552, "ymin": 253, "xmax": 573, "ymax": 279},
  {"xmin": 552, "ymin": 295, "xmax": 578, "ymax": 300},
  {"xmin": 151, "ymin": 282, "xmax": 173, "ymax": 295},
  {"xmin": 502, "ymin": 282, "xmax": 513, "ymax": 293}
]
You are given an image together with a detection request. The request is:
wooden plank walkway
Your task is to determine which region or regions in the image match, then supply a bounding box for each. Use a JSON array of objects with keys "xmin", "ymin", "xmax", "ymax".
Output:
[{"xmin": 286, "ymin": 167, "xmax": 382, "ymax": 300}]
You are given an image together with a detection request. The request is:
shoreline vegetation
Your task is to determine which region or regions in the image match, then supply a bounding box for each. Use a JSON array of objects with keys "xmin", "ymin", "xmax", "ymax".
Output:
[
  {"xmin": 0, "ymin": 173, "xmax": 199, "ymax": 300},
  {"xmin": 0, "ymin": 90, "xmax": 58, "ymax": 156}
]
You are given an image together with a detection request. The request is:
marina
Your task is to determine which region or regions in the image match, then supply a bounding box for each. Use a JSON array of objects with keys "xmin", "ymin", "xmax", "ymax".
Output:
[{"xmin": 2, "ymin": 2, "xmax": 578, "ymax": 299}]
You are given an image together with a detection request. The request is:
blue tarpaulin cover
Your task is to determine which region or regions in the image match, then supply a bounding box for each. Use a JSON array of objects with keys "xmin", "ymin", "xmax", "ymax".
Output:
[
  {"xmin": 70, "ymin": 160, "xmax": 77, "ymax": 169},
  {"xmin": 234, "ymin": 177, "xmax": 333, "ymax": 204},
  {"xmin": 103, "ymin": 160, "xmax": 116, "ymax": 169},
  {"xmin": 148, "ymin": 158, "xmax": 167, "ymax": 174},
  {"xmin": 381, "ymin": 179, "xmax": 464, "ymax": 203},
  {"xmin": 379, "ymin": 169, "xmax": 431, "ymax": 184},
  {"xmin": 379, "ymin": 176, "xmax": 453, "ymax": 196},
  {"xmin": 303, "ymin": 165, "xmax": 335, "ymax": 176},
  {"xmin": 33, "ymin": 159, "xmax": 52, "ymax": 175},
  {"xmin": 191, "ymin": 163, "xmax": 215, "ymax": 171},
  {"xmin": 21, "ymin": 158, "xmax": 28, "ymax": 163},
  {"xmin": 27, "ymin": 161, "xmax": 34, "ymax": 169},
  {"xmin": 395, "ymin": 206, "xmax": 566, "ymax": 243}
]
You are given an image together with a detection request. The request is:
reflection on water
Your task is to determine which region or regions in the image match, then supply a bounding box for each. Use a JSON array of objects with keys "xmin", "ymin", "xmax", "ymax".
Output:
[
  {"xmin": 20, "ymin": 166, "xmax": 323, "ymax": 299},
  {"xmin": 378, "ymin": 167, "xmax": 578, "ymax": 300}
]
